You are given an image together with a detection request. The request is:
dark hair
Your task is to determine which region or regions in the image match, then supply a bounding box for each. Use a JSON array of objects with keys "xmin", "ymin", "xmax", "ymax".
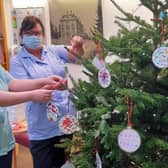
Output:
[{"xmin": 19, "ymin": 16, "xmax": 45, "ymax": 37}]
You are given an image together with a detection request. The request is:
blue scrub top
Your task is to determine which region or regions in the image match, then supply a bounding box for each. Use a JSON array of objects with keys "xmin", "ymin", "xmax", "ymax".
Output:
[
  {"xmin": 0, "ymin": 66, "xmax": 15, "ymax": 156},
  {"xmin": 10, "ymin": 45, "xmax": 76, "ymax": 140}
]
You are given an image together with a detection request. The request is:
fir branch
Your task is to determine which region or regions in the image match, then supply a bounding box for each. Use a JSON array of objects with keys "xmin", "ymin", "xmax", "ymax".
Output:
[
  {"xmin": 114, "ymin": 20, "xmax": 129, "ymax": 34},
  {"xmin": 140, "ymin": 0, "xmax": 155, "ymax": 12},
  {"xmin": 110, "ymin": 0, "xmax": 153, "ymax": 29}
]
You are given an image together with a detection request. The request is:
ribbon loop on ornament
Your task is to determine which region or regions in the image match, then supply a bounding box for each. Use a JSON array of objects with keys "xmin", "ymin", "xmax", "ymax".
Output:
[{"xmin": 126, "ymin": 96, "xmax": 134, "ymax": 127}]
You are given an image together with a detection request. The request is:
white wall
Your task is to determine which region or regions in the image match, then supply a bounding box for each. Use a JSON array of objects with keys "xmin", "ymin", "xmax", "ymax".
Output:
[{"xmin": 102, "ymin": 0, "xmax": 153, "ymax": 39}]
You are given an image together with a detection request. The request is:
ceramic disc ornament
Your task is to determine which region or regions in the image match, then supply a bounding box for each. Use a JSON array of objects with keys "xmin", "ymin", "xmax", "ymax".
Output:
[
  {"xmin": 118, "ymin": 127, "xmax": 141, "ymax": 153},
  {"xmin": 152, "ymin": 47, "xmax": 168, "ymax": 68},
  {"xmin": 59, "ymin": 115, "xmax": 78, "ymax": 134},
  {"xmin": 98, "ymin": 68, "xmax": 111, "ymax": 88},
  {"xmin": 47, "ymin": 102, "xmax": 60, "ymax": 122}
]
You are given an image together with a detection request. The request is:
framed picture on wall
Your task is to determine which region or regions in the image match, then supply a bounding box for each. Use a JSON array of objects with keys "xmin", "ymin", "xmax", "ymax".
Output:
[{"xmin": 48, "ymin": 0, "xmax": 103, "ymax": 45}]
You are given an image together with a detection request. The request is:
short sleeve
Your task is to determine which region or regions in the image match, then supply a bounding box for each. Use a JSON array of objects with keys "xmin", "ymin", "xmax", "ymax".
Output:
[
  {"xmin": 49, "ymin": 45, "xmax": 69, "ymax": 63},
  {"xmin": 10, "ymin": 55, "xmax": 29, "ymax": 79},
  {"xmin": 0, "ymin": 66, "xmax": 13, "ymax": 84}
]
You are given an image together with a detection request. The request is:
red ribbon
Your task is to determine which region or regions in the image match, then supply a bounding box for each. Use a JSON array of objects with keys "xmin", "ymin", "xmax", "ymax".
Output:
[
  {"xmin": 126, "ymin": 96, "xmax": 134, "ymax": 127},
  {"xmin": 151, "ymin": 18, "xmax": 166, "ymax": 43}
]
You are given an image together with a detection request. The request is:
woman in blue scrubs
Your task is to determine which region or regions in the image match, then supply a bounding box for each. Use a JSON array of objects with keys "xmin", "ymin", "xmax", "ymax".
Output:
[{"xmin": 10, "ymin": 16, "xmax": 84, "ymax": 168}]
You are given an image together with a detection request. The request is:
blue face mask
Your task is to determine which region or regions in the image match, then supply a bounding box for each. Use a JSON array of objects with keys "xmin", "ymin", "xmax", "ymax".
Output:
[{"xmin": 22, "ymin": 35, "xmax": 42, "ymax": 49}]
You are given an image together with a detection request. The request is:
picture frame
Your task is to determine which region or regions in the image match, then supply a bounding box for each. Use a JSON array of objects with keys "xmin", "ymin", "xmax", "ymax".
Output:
[{"xmin": 48, "ymin": 0, "xmax": 103, "ymax": 45}]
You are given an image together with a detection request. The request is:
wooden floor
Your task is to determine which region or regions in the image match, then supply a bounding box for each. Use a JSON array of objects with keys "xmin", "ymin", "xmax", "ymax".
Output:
[{"xmin": 13, "ymin": 144, "xmax": 33, "ymax": 168}]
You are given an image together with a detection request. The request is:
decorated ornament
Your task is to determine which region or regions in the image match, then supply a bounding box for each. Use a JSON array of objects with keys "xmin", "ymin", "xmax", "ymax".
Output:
[
  {"xmin": 47, "ymin": 101, "xmax": 60, "ymax": 122},
  {"xmin": 118, "ymin": 127, "xmax": 141, "ymax": 153},
  {"xmin": 92, "ymin": 41, "xmax": 111, "ymax": 88},
  {"xmin": 57, "ymin": 91, "xmax": 79, "ymax": 134},
  {"xmin": 98, "ymin": 67, "xmax": 111, "ymax": 88},
  {"xmin": 152, "ymin": 47, "xmax": 168, "ymax": 68},
  {"xmin": 118, "ymin": 97, "xmax": 141, "ymax": 153},
  {"xmin": 59, "ymin": 115, "xmax": 78, "ymax": 134}
]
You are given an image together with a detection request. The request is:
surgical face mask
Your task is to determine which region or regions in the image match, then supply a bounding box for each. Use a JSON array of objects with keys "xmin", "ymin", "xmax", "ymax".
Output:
[{"xmin": 22, "ymin": 35, "xmax": 42, "ymax": 49}]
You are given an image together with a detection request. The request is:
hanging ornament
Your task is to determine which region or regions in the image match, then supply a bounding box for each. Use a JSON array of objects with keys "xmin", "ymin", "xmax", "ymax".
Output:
[
  {"xmin": 59, "ymin": 115, "xmax": 78, "ymax": 134},
  {"xmin": 118, "ymin": 127, "xmax": 141, "ymax": 153},
  {"xmin": 152, "ymin": 47, "xmax": 168, "ymax": 68},
  {"xmin": 98, "ymin": 67, "xmax": 111, "ymax": 88},
  {"xmin": 117, "ymin": 97, "xmax": 141, "ymax": 153},
  {"xmin": 47, "ymin": 101, "xmax": 60, "ymax": 122},
  {"xmin": 59, "ymin": 93, "xmax": 79, "ymax": 134},
  {"xmin": 92, "ymin": 56, "xmax": 111, "ymax": 88},
  {"xmin": 92, "ymin": 41, "xmax": 111, "ymax": 88}
]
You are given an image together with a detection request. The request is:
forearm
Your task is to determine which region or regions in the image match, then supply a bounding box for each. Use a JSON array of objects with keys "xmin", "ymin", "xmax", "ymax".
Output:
[
  {"xmin": 0, "ymin": 90, "xmax": 33, "ymax": 106},
  {"xmin": 8, "ymin": 78, "xmax": 47, "ymax": 91}
]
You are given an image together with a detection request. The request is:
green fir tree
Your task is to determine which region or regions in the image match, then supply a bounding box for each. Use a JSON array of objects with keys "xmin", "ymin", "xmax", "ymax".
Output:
[{"xmin": 67, "ymin": 0, "xmax": 168, "ymax": 167}]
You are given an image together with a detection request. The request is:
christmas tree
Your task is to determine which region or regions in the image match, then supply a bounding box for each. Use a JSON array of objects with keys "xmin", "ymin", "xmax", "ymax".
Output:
[{"xmin": 67, "ymin": 0, "xmax": 168, "ymax": 167}]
